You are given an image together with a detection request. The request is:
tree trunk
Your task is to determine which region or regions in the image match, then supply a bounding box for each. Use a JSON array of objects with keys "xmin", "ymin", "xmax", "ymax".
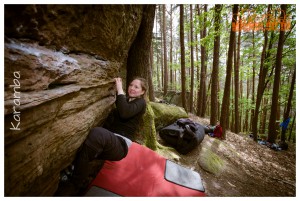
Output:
[
  {"xmin": 159, "ymin": 6, "xmax": 164, "ymax": 89},
  {"xmin": 196, "ymin": 5, "xmax": 201, "ymax": 115},
  {"xmin": 127, "ymin": 5, "xmax": 156, "ymax": 92},
  {"xmin": 206, "ymin": 77, "xmax": 212, "ymax": 117},
  {"xmin": 189, "ymin": 4, "xmax": 194, "ymax": 113},
  {"xmin": 180, "ymin": 5, "xmax": 187, "ymax": 111},
  {"xmin": 244, "ymin": 66, "xmax": 250, "ymax": 132},
  {"xmin": 260, "ymin": 97, "xmax": 269, "ymax": 134},
  {"xmin": 174, "ymin": 52, "xmax": 177, "ymax": 91},
  {"xmin": 231, "ymin": 74, "xmax": 235, "ymax": 131},
  {"xmin": 210, "ymin": 4, "xmax": 222, "ymax": 125},
  {"xmin": 288, "ymin": 113, "xmax": 295, "ymax": 142},
  {"xmin": 250, "ymin": 30, "xmax": 256, "ymax": 132},
  {"xmin": 234, "ymin": 13, "xmax": 241, "ymax": 133},
  {"xmin": 239, "ymin": 60, "xmax": 243, "ymax": 132},
  {"xmin": 169, "ymin": 4, "xmax": 173, "ymax": 90},
  {"xmin": 196, "ymin": 5, "xmax": 200, "ymax": 115},
  {"xmin": 268, "ymin": 4, "xmax": 287, "ymax": 143},
  {"xmin": 199, "ymin": 4, "xmax": 208, "ymax": 117},
  {"xmin": 252, "ymin": 5, "xmax": 271, "ymax": 141},
  {"xmin": 163, "ymin": 5, "xmax": 168, "ymax": 96},
  {"xmin": 148, "ymin": 42, "xmax": 155, "ymax": 101},
  {"xmin": 155, "ymin": 8, "xmax": 161, "ymax": 90},
  {"xmin": 220, "ymin": 4, "xmax": 238, "ymax": 139},
  {"xmin": 281, "ymin": 66, "xmax": 295, "ymax": 142}
]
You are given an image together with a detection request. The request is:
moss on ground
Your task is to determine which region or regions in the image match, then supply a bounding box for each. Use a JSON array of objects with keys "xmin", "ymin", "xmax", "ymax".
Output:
[{"xmin": 198, "ymin": 147, "xmax": 225, "ymax": 176}]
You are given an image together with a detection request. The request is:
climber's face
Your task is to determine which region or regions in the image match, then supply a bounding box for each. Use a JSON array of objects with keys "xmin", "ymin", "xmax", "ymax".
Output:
[{"xmin": 128, "ymin": 79, "xmax": 145, "ymax": 98}]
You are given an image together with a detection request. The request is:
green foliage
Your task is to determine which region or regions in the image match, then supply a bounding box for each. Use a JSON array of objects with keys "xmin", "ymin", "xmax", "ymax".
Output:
[
  {"xmin": 151, "ymin": 4, "xmax": 296, "ymax": 139},
  {"xmin": 198, "ymin": 145, "xmax": 226, "ymax": 176},
  {"xmin": 239, "ymin": 97, "xmax": 255, "ymax": 111}
]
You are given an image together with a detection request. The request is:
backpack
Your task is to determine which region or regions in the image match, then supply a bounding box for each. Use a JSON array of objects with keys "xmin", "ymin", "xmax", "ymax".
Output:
[{"xmin": 159, "ymin": 118, "xmax": 205, "ymax": 154}]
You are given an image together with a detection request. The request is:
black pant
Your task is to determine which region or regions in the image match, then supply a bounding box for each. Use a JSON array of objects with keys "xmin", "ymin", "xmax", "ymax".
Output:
[{"xmin": 72, "ymin": 127, "xmax": 128, "ymax": 188}]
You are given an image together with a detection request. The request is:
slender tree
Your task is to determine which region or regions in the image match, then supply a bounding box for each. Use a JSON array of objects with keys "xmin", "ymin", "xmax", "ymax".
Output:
[
  {"xmin": 268, "ymin": 4, "xmax": 287, "ymax": 143},
  {"xmin": 281, "ymin": 66, "xmax": 295, "ymax": 142},
  {"xmin": 250, "ymin": 30, "xmax": 256, "ymax": 131},
  {"xmin": 200, "ymin": 4, "xmax": 210, "ymax": 117},
  {"xmin": 244, "ymin": 65, "xmax": 250, "ymax": 132},
  {"xmin": 189, "ymin": 4, "xmax": 195, "ymax": 112},
  {"xmin": 220, "ymin": 4, "xmax": 238, "ymax": 139},
  {"xmin": 163, "ymin": 5, "xmax": 168, "ymax": 96},
  {"xmin": 239, "ymin": 59, "xmax": 244, "ymax": 131},
  {"xmin": 155, "ymin": 6, "xmax": 161, "ymax": 90},
  {"xmin": 149, "ymin": 42, "xmax": 155, "ymax": 101},
  {"xmin": 231, "ymin": 72, "xmax": 235, "ymax": 131},
  {"xmin": 252, "ymin": 5, "xmax": 272, "ymax": 141},
  {"xmin": 260, "ymin": 97, "xmax": 269, "ymax": 134},
  {"xmin": 180, "ymin": 4, "xmax": 187, "ymax": 111},
  {"xmin": 288, "ymin": 114, "xmax": 295, "ymax": 142},
  {"xmin": 210, "ymin": 4, "xmax": 222, "ymax": 125},
  {"xmin": 196, "ymin": 5, "xmax": 201, "ymax": 115},
  {"xmin": 198, "ymin": 4, "xmax": 208, "ymax": 117},
  {"xmin": 234, "ymin": 10, "xmax": 241, "ymax": 133},
  {"xmin": 169, "ymin": 4, "xmax": 173, "ymax": 90},
  {"xmin": 159, "ymin": 5, "xmax": 164, "ymax": 88}
]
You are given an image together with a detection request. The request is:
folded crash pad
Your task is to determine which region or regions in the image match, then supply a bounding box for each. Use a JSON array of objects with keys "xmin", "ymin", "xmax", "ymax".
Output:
[{"xmin": 85, "ymin": 142, "xmax": 205, "ymax": 197}]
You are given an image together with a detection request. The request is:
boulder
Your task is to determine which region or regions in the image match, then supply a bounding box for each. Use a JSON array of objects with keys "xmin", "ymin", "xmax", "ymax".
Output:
[
  {"xmin": 150, "ymin": 102, "xmax": 188, "ymax": 130},
  {"xmin": 5, "ymin": 5, "xmax": 143, "ymax": 62},
  {"xmin": 4, "ymin": 5, "xmax": 144, "ymax": 196},
  {"xmin": 197, "ymin": 139, "xmax": 226, "ymax": 176}
]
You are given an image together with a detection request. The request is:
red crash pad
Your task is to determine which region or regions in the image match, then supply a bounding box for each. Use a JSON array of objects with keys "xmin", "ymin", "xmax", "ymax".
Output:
[{"xmin": 85, "ymin": 142, "xmax": 205, "ymax": 197}]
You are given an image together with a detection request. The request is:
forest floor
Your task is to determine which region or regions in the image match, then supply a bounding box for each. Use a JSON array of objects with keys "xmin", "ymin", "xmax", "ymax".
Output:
[
  {"xmin": 56, "ymin": 114, "xmax": 296, "ymax": 197},
  {"xmin": 174, "ymin": 114, "xmax": 296, "ymax": 197}
]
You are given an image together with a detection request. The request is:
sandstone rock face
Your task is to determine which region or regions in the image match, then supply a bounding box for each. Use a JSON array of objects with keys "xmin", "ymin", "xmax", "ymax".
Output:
[
  {"xmin": 4, "ymin": 5, "xmax": 144, "ymax": 196},
  {"xmin": 5, "ymin": 5, "xmax": 143, "ymax": 61}
]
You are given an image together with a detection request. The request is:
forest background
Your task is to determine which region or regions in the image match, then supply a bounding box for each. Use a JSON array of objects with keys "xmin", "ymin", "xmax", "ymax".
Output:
[{"xmin": 145, "ymin": 3, "xmax": 296, "ymax": 145}]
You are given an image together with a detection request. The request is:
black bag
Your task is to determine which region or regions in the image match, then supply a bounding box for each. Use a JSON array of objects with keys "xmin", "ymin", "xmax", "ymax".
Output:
[{"xmin": 159, "ymin": 118, "xmax": 205, "ymax": 154}]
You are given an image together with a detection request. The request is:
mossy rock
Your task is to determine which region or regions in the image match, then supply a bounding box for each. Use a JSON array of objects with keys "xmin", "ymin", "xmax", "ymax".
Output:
[
  {"xmin": 140, "ymin": 103, "xmax": 158, "ymax": 150},
  {"xmin": 136, "ymin": 103, "xmax": 181, "ymax": 161},
  {"xmin": 149, "ymin": 102, "xmax": 188, "ymax": 130},
  {"xmin": 197, "ymin": 147, "xmax": 226, "ymax": 176}
]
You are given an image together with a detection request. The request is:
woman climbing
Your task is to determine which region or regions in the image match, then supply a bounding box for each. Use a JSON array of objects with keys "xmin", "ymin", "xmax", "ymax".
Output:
[{"xmin": 56, "ymin": 77, "xmax": 147, "ymax": 196}]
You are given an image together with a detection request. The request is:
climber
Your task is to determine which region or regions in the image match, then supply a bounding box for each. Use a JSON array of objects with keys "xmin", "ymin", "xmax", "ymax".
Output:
[{"xmin": 57, "ymin": 77, "xmax": 147, "ymax": 196}]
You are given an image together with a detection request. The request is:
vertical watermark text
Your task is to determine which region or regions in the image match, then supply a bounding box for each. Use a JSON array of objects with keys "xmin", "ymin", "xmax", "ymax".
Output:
[{"xmin": 10, "ymin": 71, "xmax": 21, "ymax": 131}]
